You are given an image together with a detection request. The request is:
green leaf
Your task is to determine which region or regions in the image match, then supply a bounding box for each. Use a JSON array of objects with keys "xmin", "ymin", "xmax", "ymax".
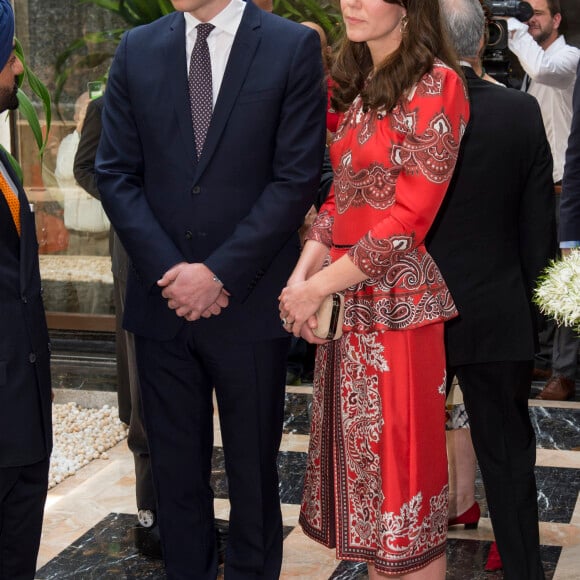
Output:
[
  {"xmin": 80, "ymin": 0, "xmax": 122, "ymax": 15},
  {"xmin": 54, "ymin": 30, "xmax": 124, "ymax": 111},
  {"xmin": 22, "ymin": 67, "xmax": 52, "ymax": 154},
  {"xmin": 13, "ymin": 38, "xmax": 52, "ymax": 160},
  {"xmin": 17, "ymin": 89, "xmax": 44, "ymax": 152},
  {"xmin": 0, "ymin": 145, "xmax": 23, "ymax": 183},
  {"xmin": 273, "ymin": 0, "xmax": 342, "ymax": 43}
]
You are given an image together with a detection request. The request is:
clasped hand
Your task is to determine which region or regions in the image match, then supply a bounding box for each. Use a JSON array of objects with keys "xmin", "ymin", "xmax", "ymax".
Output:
[
  {"xmin": 158, "ymin": 262, "xmax": 229, "ymax": 321},
  {"xmin": 278, "ymin": 279, "xmax": 328, "ymax": 344}
]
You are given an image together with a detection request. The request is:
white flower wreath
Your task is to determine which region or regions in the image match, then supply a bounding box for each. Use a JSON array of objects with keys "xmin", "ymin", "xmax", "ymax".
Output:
[{"xmin": 534, "ymin": 249, "xmax": 580, "ymax": 329}]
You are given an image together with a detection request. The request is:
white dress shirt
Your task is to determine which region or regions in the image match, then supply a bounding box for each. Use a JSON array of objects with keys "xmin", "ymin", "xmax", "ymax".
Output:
[
  {"xmin": 508, "ymin": 18, "xmax": 580, "ymax": 182},
  {"xmin": 183, "ymin": 0, "xmax": 246, "ymax": 106},
  {"xmin": 55, "ymin": 130, "xmax": 110, "ymax": 232}
]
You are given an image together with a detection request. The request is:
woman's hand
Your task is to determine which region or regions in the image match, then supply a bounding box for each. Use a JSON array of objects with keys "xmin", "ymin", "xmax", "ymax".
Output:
[{"xmin": 279, "ymin": 280, "xmax": 325, "ymax": 340}]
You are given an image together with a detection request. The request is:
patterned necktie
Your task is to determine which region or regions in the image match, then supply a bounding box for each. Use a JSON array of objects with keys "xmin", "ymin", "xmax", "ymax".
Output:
[
  {"xmin": 0, "ymin": 169, "xmax": 21, "ymax": 236},
  {"xmin": 189, "ymin": 23, "xmax": 215, "ymax": 158}
]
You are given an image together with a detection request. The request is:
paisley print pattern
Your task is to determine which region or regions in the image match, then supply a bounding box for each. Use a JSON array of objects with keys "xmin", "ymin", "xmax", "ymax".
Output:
[
  {"xmin": 392, "ymin": 112, "xmax": 461, "ymax": 185},
  {"xmin": 305, "ymin": 61, "xmax": 468, "ymax": 334},
  {"xmin": 334, "ymin": 151, "xmax": 398, "ymax": 214},
  {"xmin": 411, "ymin": 68, "xmax": 445, "ymax": 99},
  {"xmin": 307, "ymin": 209, "xmax": 333, "ymax": 248},
  {"xmin": 349, "ymin": 233, "xmax": 416, "ymax": 280},
  {"xmin": 300, "ymin": 327, "xmax": 449, "ymax": 574},
  {"xmin": 376, "ymin": 487, "xmax": 448, "ymax": 572},
  {"xmin": 346, "ymin": 234, "xmax": 457, "ymax": 330}
]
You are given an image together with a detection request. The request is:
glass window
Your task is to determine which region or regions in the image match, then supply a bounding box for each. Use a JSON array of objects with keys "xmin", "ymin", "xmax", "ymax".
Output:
[{"xmin": 14, "ymin": 1, "xmax": 122, "ymax": 326}]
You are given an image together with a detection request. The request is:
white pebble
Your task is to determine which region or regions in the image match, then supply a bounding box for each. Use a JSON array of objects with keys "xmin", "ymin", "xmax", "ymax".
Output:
[{"xmin": 48, "ymin": 403, "xmax": 128, "ymax": 489}]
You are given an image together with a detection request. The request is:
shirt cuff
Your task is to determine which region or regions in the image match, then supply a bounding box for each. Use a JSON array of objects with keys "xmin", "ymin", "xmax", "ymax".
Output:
[{"xmin": 560, "ymin": 241, "xmax": 580, "ymax": 248}]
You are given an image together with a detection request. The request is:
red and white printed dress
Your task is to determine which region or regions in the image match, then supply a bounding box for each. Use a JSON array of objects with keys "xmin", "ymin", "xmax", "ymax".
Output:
[{"xmin": 299, "ymin": 62, "xmax": 470, "ymax": 575}]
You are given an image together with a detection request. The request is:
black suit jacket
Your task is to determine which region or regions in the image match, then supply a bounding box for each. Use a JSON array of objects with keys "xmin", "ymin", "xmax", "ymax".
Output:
[
  {"xmin": 74, "ymin": 96, "xmax": 129, "ymax": 282},
  {"xmin": 96, "ymin": 3, "xmax": 326, "ymax": 341},
  {"xmin": 0, "ymin": 150, "xmax": 52, "ymax": 467},
  {"xmin": 428, "ymin": 67, "xmax": 556, "ymax": 365},
  {"xmin": 560, "ymin": 61, "xmax": 580, "ymax": 241}
]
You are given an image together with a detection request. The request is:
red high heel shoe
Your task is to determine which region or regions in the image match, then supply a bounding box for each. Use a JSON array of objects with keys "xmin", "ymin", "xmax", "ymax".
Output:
[
  {"xmin": 485, "ymin": 541, "xmax": 503, "ymax": 571},
  {"xmin": 448, "ymin": 501, "xmax": 480, "ymax": 529}
]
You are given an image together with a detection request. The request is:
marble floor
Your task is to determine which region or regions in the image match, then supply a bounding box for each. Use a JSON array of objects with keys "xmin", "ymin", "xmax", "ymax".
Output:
[{"xmin": 35, "ymin": 347, "xmax": 580, "ymax": 579}]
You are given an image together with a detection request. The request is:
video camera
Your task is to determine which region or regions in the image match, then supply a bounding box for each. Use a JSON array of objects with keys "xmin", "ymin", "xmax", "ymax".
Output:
[{"xmin": 483, "ymin": 1, "xmax": 533, "ymax": 84}]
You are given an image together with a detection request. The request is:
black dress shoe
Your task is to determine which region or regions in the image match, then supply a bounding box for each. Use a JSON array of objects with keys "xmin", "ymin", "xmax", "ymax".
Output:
[
  {"xmin": 134, "ymin": 509, "xmax": 163, "ymax": 559},
  {"xmin": 134, "ymin": 523, "xmax": 162, "ymax": 559}
]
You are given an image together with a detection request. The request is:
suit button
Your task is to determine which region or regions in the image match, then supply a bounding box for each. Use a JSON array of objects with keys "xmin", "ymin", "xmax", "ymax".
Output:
[
  {"xmin": 185, "ymin": 231, "xmax": 193, "ymax": 240},
  {"xmin": 21, "ymin": 295, "xmax": 28, "ymax": 303},
  {"xmin": 29, "ymin": 353, "xmax": 37, "ymax": 363},
  {"xmin": 191, "ymin": 185, "xmax": 201, "ymax": 195},
  {"xmin": 198, "ymin": 231, "xmax": 207, "ymax": 237}
]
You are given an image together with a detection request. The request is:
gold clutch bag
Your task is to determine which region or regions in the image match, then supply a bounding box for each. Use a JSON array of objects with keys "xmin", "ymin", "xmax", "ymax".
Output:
[{"xmin": 313, "ymin": 293, "xmax": 345, "ymax": 340}]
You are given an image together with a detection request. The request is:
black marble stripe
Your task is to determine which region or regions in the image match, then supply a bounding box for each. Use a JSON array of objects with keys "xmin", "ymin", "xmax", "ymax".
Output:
[
  {"xmin": 211, "ymin": 447, "xmax": 308, "ymax": 506},
  {"xmin": 531, "ymin": 406, "xmax": 580, "ymax": 450},
  {"xmin": 36, "ymin": 513, "xmax": 295, "ymax": 579}
]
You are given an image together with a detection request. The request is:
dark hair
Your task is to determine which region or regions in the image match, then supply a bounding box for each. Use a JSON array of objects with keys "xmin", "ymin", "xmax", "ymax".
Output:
[
  {"xmin": 546, "ymin": 0, "xmax": 561, "ymax": 17},
  {"xmin": 331, "ymin": 0, "xmax": 463, "ymax": 113}
]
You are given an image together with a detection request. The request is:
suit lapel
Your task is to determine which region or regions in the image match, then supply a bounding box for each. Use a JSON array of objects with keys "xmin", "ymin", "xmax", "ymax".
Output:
[
  {"xmin": 165, "ymin": 13, "xmax": 197, "ymax": 165},
  {"xmin": 193, "ymin": 2, "xmax": 261, "ymax": 180},
  {"xmin": 0, "ymin": 150, "xmax": 32, "ymax": 292}
]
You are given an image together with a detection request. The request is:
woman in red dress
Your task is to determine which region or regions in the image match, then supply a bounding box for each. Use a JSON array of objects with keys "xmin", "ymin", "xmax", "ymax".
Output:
[{"xmin": 278, "ymin": 1, "xmax": 470, "ymax": 578}]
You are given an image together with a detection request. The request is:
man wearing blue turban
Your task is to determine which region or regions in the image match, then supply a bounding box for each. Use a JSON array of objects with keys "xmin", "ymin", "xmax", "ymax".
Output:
[{"xmin": 0, "ymin": 1, "xmax": 53, "ymax": 578}]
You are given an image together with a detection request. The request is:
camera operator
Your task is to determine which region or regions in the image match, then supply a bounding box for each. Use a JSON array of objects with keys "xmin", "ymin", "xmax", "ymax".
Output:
[
  {"xmin": 508, "ymin": 0, "xmax": 579, "ymax": 182},
  {"xmin": 507, "ymin": 0, "xmax": 580, "ymax": 400}
]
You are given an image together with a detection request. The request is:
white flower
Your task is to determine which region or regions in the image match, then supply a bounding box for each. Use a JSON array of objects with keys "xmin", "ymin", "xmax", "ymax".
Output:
[{"xmin": 534, "ymin": 250, "xmax": 580, "ymax": 330}]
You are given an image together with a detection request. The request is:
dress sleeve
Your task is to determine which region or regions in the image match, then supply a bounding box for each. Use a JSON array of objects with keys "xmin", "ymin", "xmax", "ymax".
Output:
[
  {"xmin": 349, "ymin": 68, "xmax": 470, "ymax": 279},
  {"xmin": 305, "ymin": 182, "xmax": 335, "ymax": 248}
]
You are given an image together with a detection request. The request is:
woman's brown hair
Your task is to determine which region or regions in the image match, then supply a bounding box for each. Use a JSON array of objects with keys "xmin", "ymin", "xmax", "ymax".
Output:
[{"xmin": 331, "ymin": 0, "xmax": 463, "ymax": 113}]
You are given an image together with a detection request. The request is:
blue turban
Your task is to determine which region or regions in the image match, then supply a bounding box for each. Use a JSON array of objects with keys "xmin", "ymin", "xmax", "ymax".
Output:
[{"xmin": 0, "ymin": 0, "xmax": 14, "ymax": 71}]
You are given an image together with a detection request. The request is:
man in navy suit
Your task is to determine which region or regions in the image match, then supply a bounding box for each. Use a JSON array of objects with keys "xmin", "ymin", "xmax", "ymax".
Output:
[
  {"xmin": 0, "ymin": 1, "xmax": 53, "ymax": 577},
  {"xmin": 95, "ymin": 0, "xmax": 326, "ymax": 577}
]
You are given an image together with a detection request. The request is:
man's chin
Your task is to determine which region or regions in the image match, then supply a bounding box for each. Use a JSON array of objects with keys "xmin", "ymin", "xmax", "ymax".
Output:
[{"xmin": 1, "ymin": 99, "xmax": 19, "ymax": 112}]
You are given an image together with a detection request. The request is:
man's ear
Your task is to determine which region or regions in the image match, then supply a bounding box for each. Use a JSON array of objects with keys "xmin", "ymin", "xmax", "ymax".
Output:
[{"xmin": 553, "ymin": 12, "xmax": 562, "ymax": 32}]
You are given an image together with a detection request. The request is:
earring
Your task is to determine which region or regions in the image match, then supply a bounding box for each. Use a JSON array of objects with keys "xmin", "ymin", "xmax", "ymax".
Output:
[{"xmin": 400, "ymin": 15, "xmax": 408, "ymax": 34}]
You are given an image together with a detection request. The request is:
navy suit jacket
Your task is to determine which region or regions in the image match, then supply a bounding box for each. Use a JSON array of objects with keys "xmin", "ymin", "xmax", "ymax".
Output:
[
  {"xmin": 560, "ymin": 61, "xmax": 580, "ymax": 242},
  {"xmin": 0, "ymin": 150, "xmax": 52, "ymax": 467},
  {"xmin": 96, "ymin": 2, "xmax": 326, "ymax": 341},
  {"xmin": 428, "ymin": 67, "xmax": 556, "ymax": 365}
]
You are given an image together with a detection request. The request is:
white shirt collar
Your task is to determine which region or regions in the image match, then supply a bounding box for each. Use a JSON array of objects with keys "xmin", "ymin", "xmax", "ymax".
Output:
[
  {"xmin": 183, "ymin": 0, "xmax": 245, "ymax": 38},
  {"xmin": 545, "ymin": 34, "xmax": 567, "ymax": 56}
]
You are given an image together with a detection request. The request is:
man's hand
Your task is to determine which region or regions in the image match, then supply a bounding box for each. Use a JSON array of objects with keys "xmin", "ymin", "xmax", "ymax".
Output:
[
  {"xmin": 200, "ymin": 289, "xmax": 230, "ymax": 318},
  {"xmin": 158, "ymin": 262, "xmax": 228, "ymax": 321}
]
